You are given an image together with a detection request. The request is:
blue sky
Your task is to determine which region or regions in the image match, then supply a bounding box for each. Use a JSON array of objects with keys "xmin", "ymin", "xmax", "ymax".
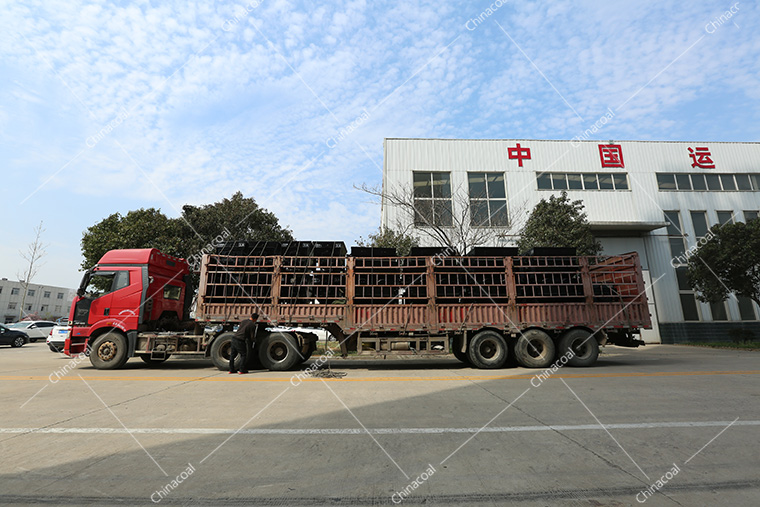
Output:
[{"xmin": 1, "ymin": 0, "xmax": 758, "ymax": 288}]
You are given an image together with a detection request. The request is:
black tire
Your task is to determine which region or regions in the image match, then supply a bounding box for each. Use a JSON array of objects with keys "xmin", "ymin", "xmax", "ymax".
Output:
[
  {"xmin": 139, "ymin": 354, "xmax": 170, "ymax": 365},
  {"xmin": 246, "ymin": 341, "xmax": 263, "ymax": 370},
  {"xmin": 558, "ymin": 329, "xmax": 599, "ymax": 367},
  {"xmin": 452, "ymin": 336, "xmax": 469, "ymax": 364},
  {"xmin": 259, "ymin": 332, "xmax": 300, "ymax": 371},
  {"xmin": 49, "ymin": 344, "xmax": 61, "ymax": 353},
  {"xmin": 89, "ymin": 332, "xmax": 129, "ymax": 370},
  {"xmin": 11, "ymin": 336, "xmax": 25, "ymax": 348},
  {"xmin": 210, "ymin": 333, "xmax": 244, "ymax": 371},
  {"xmin": 467, "ymin": 330, "xmax": 508, "ymax": 369},
  {"xmin": 297, "ymin": 340, "xmax": 317, "ymax": 365},
  {"xmin": 514, "ymin": 329, "xmax": 556, "ymax": 368}
]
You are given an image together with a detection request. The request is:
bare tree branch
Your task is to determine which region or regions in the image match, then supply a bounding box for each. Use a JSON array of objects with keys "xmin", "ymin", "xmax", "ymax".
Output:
[{"xmin": 17, "ymin": 221, "xmax": 47, "ymax": 320}]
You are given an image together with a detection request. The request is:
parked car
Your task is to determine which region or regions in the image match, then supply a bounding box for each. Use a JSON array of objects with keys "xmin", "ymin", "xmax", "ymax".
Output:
[
  {"xmin": 7, "ymin": 321, "xmax": 56, "ymax": 343},
  {"xmin": 47, "ymin": 325, "xmax": 71, "ymax": 353},
  {"xmin": 0, "ymin": 324, "xmax": 29, "ymax": 348}
]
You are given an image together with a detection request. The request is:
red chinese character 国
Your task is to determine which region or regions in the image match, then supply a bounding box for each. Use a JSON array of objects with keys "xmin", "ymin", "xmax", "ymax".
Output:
[
  {"xmin": 507, "ymin": 143, "xmax": 531, "ymax": 167},
  {"xmin": 598, "ymin": 144, "xmax": 624, "ymax": 168},
  {"xmin": 688, "ymin": 147, "xmax": 715, "ymax": 169}
]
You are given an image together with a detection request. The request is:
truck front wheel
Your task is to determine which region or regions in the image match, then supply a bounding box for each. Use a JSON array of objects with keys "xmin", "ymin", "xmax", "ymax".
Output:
[
  {"xmin": 515, "ymin": 329, "xmax": 555, "ymax": 368},
  {"xmin": 259, "ymin": 332, "xmax": 300, "ymax": 371},
  {"xmin": 467, "ymin": 330, "xmax": 508, "ymax": 369},
  {"xmin": 558, "ymin": 329, "xmax": 599, "ymax": 367},
  {"xmin": 90, "ymin": 332, "xmax": 129, "ymax": 370}
]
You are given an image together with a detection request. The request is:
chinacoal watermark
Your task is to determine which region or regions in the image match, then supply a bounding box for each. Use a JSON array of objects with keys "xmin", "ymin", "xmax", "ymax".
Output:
[
  {"xmin": 670, "ymin": 230, "xmax": 715, "ymax": 267},
  {"xmin": 530, "ymin": 348, "xmax": 575, "ymax": 387},
  {"xmin": 636, "ymin": 463, "xmax": 680, "ymax": 503},
  {"xmin": 465, "ymin": 0, "xmax": 509, "ymax": 31},
  {"xmin": 187, "ymin": 227, "xmax": 232, "ymax": 271},
  {"xmin": 325, "ymin": 109, "xmax": 370, "ymax": 149},
  {"xmin": 86, "ymin": 107, "xmax": 130, "ymax": 149},
  {"xmin": 222, "ymin": 0, "xmax": 262, "ymax": 31},
  {"xmin": 391, "ymin": 464, "xmax": 437, "ymax": 504},
  {"xmin": 150, "ymin": 463, "xmax": 196, "ymax": 503},
  {"xmin": 49, "ymin": 347, "xmax": 91, "ymax": 384},
  {"xmin": 705, "ymin": 2, "xmax": 739, "ymax": 34},
  {"xmin": 571, "ymin": 108, "xmax": 615, "ymax": 147}
]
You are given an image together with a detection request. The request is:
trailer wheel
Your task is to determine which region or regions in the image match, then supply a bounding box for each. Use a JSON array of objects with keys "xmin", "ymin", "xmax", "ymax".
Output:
[
  {"xmin": 297, "ymin": 340, "xmax": 317, "ymax": 364},
  {"xmin": 452, "ymin": 336, "xmax": 469, "ymax": 364},
  {"xmin": 467, "ymin": 330, "xmax": 508, "ymax": 369},
  {"xmin": 139, "ymin": 354, "xmax": 170, "ymax": 365},
  {"xmin": 89, "ymin": 331, "xmax": 129, "ymax": 370},
  {"xmin": 515, "ymin": 329, "xmax": 555, "ymax": 368},
  {"xmin": 210, "ymin": 333, "xmax": 245, "ymax": 371},
  {"xmin": 559, "ymin": 329, "xmax": 599, "ymax": 367},
  {"xmin": 259, "ymin": 332, "xmax": 300, "ymax": 371}
]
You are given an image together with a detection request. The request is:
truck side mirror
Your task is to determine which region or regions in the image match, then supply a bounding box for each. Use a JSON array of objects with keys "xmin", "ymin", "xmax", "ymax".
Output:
[{"xmin": 77, "ymin": 288, "xmax": 85, "ymax": 297}]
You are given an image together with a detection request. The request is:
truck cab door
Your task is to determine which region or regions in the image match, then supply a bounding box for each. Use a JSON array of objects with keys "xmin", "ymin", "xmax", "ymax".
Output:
[{"xmin": 73, "ymin": 270, "xmax": 130, "ymax": 327}]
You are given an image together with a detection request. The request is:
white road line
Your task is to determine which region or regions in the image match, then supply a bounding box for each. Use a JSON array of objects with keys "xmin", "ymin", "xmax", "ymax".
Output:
[{"xmin": 2, "ymin": 420, "xmax": 758, "ymax": 436}]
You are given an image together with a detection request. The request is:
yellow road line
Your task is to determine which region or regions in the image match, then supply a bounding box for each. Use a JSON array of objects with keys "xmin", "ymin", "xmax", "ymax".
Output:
[{"xmin": 1, "ymin": 370, "xmax": 759, "ymax": 382}]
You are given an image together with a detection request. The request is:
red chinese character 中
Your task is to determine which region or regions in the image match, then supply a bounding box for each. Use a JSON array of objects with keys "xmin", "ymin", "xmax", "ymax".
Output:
[
  {"xmin": 598, "ymin": 144, "xmax": 624, "ymax": 168},
  {"xmin": 507, "ymin": 143, "xmax": 531, "ymax": 167},
  {"xmin": 688, "ymin": 147, "xmax": 715, "ymax": 169}
]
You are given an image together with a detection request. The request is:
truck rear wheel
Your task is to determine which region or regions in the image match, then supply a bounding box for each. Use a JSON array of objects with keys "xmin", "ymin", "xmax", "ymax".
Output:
[
  {"xmin": 559, "ymin": 329, "xmax": 599, "ymax": 367},
  {"xmin": 210, "ymin": 333, "xmax": 245, "ymax": 371},
  {"xmin": 467, "ymin": 330, "xmax": 508, "ymax": 369},
  {"xmin": 514, "ymin": 329, "xmax": 555, "ymax": 369},
  {"xmin": 259, "ymin": 332, "xmax": 300, "ymax": 371},
  {"xmin": 89, "ymin": 331, "xmax": 129, "ymax": 370}
]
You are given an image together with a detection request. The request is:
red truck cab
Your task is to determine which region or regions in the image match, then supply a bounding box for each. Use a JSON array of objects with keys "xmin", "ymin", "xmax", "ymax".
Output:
[{"xmin": 65, "ymin": 249, "xmax": 190, "ymax": 361}]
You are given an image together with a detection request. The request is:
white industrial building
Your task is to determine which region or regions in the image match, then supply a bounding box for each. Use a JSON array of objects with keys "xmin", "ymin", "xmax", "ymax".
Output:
[
  {"xmin": 0, "ymin": 279, "xmax": 75, "ymax": 323},
  {"xmin": 381, "ymin": 138, "xmax": 760, "ymax": 344}
]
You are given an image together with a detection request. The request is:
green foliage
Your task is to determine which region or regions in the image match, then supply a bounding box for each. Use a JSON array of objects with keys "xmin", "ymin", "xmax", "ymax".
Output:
[
  {"xmin": 517, "ymin": 191, "xmax": 602, "ymax": 256},
  {"xmin": 356, "ymin": 227, "xmax": 419, "ymax": 256},
  {"xmin": 686, "ymin": 219, "xmax": 760, "ymax": 306},
  {"xmin": 81, "ymin": 192, "xmax": 293, "ymax": 270}
]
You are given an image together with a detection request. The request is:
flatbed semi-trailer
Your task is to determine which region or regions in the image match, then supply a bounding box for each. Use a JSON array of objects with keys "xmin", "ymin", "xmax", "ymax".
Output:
[{"xmin": 65, "ymin": 243, "xmax": 650, "ymax": 370}]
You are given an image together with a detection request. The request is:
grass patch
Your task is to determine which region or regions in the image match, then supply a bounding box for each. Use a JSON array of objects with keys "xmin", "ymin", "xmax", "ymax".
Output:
[{"xmin": 679, "ymin": 341, "xmax": 760, "ymax": 351}]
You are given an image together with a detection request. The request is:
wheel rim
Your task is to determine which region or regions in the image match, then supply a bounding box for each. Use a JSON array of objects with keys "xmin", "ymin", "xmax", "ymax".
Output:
[
  {"xmin": 14, "ymin": 337, "xmax": 23, "ymax": 347},
  {"xmin": 97, "ymin": 340, "xmax": 117, "ymax": 361},
  {"xmin": 266, "ymin": 340, "xmax": 289, "ymax": 363},
  {"xmin": 527, "ymin": 340, "xmax": 546, "ymax": 359},
  {"xmin": 570, "ymin": 338, "xmax": 591, "ymax": 358},
  {"xmin": 478, "ymin": 339, "xmax": 499, "ymax": 359}
]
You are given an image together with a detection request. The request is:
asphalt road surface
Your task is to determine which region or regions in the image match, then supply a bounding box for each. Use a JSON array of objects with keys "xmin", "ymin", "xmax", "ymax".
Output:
[{"xmin": 1, "ymin": 342, "xmax": 758, "ymax": 506}]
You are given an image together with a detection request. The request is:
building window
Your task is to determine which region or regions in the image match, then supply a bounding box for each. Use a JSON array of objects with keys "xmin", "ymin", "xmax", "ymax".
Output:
[
  {"xmin": 744, "ymin": 210, "xmax": 758, "ymax": 222},
  {"xmin": 57, "ymin": 293, "xmax": 64, "ymax": 299},
  {"xmin": 8, "ymin": 302, "xmax": 16, "ymax": 310},
  {"xmin": 737, "ymin": 296, "xmax": 757, "ymax": 320},
  {"xmin": 55, "ymin": 305, "xmax": 62, "ymax": 312},
  {"xmin": 468, "ymin": 172, "xmax": 508, "ymax": 227},
  {"xmin": 43, "ymin": 291, "xmax": 51, "ymax": 298},
  {"xmin": 41, "ymin": 305, "xmax": 48, "ymax": 312},
  {"xmin": 413, "ymin": 172, "xmax": 452, "ymax": 226},
  {"xmin": 11, "ymin": 288, "xmax": 20, "ymax": 296},
  {"xmin": 537, "ymin": 172, "xmax": 629, "ymax": 191},
  {"xmin": 709, "ymin": 301, "xmax": 728, "ymax": 321},
  {"xmin": 0, "ymin": 287, "xmax": 2, "ymax": 294},
  {"xmin": 25, "ymin": 304, "xmax": 32, "ymax": 312},
  {"xmin": 28, "ymin": 289, "xmax": 35, "ymax": 297},
  {"xmin": 664, "ymin": 211, "xmax": 686, "ymax": 259},
  {"xmin": 657, "ymin": 173, "xmax": 760, "ymax": 191},
  {"xmin": 676, "ymin": 267, "xmax": 700, "ymax": 321},
  {"xmin": 690, "ymin": 211, "xmax": 709, "ymax": 239},
  {"xmin": 715, "ymin": 211, "xmax": 735, "ymax": 226}
]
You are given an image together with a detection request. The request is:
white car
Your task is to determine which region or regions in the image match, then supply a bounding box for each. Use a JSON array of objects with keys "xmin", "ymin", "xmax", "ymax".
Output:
[
  {"xmin": 7, "ymin": 321, "xmax": 56, "ymax": 343},
  {"xmin": 47, "ymin": 325, "xmax": 71, "ymax": 353}
]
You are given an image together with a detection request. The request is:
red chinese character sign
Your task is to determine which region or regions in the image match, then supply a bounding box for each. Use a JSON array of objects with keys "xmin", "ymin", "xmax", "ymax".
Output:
[
  {"xmin": 598, "ymin": 144, "xmax": 624, "ymax": 168},
  {"xmin": 507, "ymin": 143, "xmax": 531, "ymax": 167},
  {"xmin": 688, "ymin": 147, "xmax": 715, "ymax": 169}
]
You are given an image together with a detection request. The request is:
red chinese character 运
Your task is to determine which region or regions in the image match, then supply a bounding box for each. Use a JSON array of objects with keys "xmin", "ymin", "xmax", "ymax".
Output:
[
  {"xmin": 688, "ymin": 147, "xmax": 715, "ymax": 169},
  {"xmin": 598, "ymin": 144, "xmax": 624, "ymax": 168},
  {"xmin": 508, "ymin": 143, "xmax": 531, "ymax": 167}
]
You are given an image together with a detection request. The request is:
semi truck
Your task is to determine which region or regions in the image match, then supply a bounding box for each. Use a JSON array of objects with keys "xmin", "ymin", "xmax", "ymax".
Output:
[{"xmin": 64, "ymin": 241, "xmax": 651, "ymax": 371}]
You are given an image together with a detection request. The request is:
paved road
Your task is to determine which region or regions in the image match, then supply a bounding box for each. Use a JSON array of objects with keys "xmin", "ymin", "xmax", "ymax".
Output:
[{"xmin": 1, "ymin": 342, "xmax": 758, "ymax": 506}]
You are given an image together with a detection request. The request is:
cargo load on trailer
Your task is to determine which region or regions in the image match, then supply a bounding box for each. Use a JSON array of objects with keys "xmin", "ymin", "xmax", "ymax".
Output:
[{"xmin": 65, "ymin": 241, "xmax": 650, "ymax": 371}]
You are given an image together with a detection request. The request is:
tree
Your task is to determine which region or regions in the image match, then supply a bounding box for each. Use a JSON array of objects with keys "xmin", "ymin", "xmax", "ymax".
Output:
[
  {"xmin": 17, "ymin": 221, "xmax": 47, "ymax": 320},
  {"xmin": 356, "ymin": 227, "xmax": 419, "ymax": 256},
  {"xmin": 81, "ymin": 193, "xmax": 294, "ymax": 270},
  {"xmin": 517, "ymin": 191, "xmax": 602, "ymax": 255},
  {"xmin": 687, "ymin": 219, "xmax": 760, "ymax": 306},
  {"xmin": 357, "ymin": 183, "xmax": 525, "ymax": 255}
]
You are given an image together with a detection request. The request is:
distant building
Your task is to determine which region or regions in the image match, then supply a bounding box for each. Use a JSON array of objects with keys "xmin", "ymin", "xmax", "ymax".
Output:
[
  {"xmin": 381, "ymin": 138, "xmax": 760, "ymax": 344},
  {"xmin": 0, "ymin": 278, "xmax": 76, "ymax": 323}
]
